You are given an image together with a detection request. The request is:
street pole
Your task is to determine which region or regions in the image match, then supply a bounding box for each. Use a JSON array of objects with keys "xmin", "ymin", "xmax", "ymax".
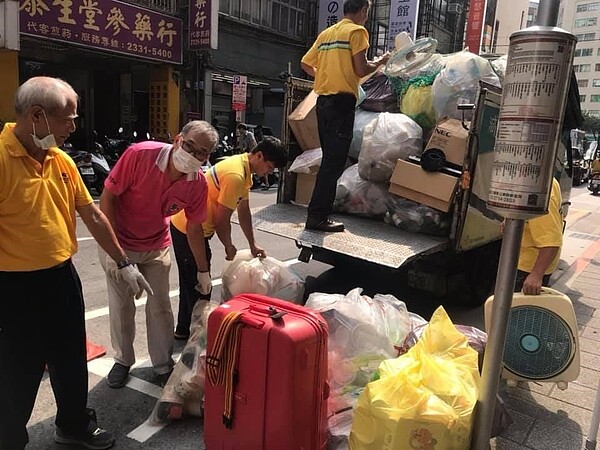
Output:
[{"xmin": 470, "ymin": 1, "xmax": 572, "ymax": 448}]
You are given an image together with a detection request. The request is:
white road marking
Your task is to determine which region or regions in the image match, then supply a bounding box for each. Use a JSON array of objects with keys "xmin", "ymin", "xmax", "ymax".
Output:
[
  {"xmin": 84, "ymin": 258, "xmax": 299, "ymax": 322},
  {"xmin": 77, "ymin": 236, "xmax": 95, "ymax": 242},
  {"xmin": 127, "ymin": 419, "xmax": 167, "ymax": 443}
]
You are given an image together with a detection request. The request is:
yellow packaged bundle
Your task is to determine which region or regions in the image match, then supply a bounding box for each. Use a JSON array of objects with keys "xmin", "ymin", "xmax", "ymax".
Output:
[{"xmin": 349, "ymin": 306, "xmax": 480, "ymax": 450}]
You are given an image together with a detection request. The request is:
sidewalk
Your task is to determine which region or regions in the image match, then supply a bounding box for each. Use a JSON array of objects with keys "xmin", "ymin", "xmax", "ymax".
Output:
[{"xmin": 490, "ymin": 216, "xmax": 600, "ymax": 449}]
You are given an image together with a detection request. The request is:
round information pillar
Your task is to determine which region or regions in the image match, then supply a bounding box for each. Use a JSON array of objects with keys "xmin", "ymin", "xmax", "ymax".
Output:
[{"xmin": 487, "ymin": 26, "xmax": 576, "ymax": 220}]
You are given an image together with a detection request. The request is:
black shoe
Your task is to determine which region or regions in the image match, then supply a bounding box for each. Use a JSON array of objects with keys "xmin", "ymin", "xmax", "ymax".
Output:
[
  {"xmin": 156, "ymin": 369, "xmax": 173, "ymax": 388},
  {"xmin": 54, "ymin": 426, "xmax": 115, "ymax": 450},
  {"xmin": 305, "ymin": 218, "xmax": 345, "ymax": 232},
  {"xmin": 107, "ymin": 363, "xmax": 130, "ymax": 388},
  {"xmin": 173, "ymin": 326, "xmax": 190, "ymax": 341}
]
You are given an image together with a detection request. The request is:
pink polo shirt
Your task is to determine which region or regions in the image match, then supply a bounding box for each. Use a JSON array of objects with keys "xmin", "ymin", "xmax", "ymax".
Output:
[{"xmin": 104, "ymin": 141, "xmax": 208, "ymax": 252}]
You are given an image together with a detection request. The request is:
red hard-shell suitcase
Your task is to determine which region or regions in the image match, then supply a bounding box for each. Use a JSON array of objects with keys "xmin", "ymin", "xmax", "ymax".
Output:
[{"xmin": 204, "ymin": 294, "xmax": 329, "ymax": 450}]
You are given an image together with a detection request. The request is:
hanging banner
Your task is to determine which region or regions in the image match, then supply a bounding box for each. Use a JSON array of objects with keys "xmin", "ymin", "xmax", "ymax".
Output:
[
  {"xmin": 387, "ymin": 0, "xmax": 419, "ymax": 50},
  {"xmin": 189, "ymin": 0, "xmax": 218, "ymax": 50},
  {"xmin": 19, "ymin": 0, "xmax": 183, "ymax": 64},
  {"xmin": 232, "ymin": 75, "xmax": 247, "ymax": 112},
  {"xmin": 465, "ymin": 0, "xmax": 486, "ymax": 55},
  {"xmin": 317, "ymin": 0, "xmax": 342, "ymax": 33}
]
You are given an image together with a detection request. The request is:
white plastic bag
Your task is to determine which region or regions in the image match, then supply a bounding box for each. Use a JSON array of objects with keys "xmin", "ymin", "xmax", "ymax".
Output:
[
  {"xmin": 357, "ymin": 112, "xmax": 422, "ymax": 183},
  {"xmin": 432, "ymin": 50, "xmax": 500, "ymax": 121},
  {"xmin": 333, "ymin": 164, "xmax": 389, "ymax": 218},
  {"xmin": 289, "ymin": 147, "xmax": 322, "ymax": 173},
  {"xmin": 221, "ymin": 249, "xmax": 304, "ymax": 303},
  {"xmin": 348, "ymin": 110, "xmax": 380, "ymax": 161}
]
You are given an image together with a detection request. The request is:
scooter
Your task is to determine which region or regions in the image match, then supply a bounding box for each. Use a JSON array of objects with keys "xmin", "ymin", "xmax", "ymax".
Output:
[
  {"xmin": 588, "ymin": 172, "xmax": 600, "ymax": 195},
  {"xmin": 63, "ymin": 141, "xmax": 95, "ymax": 190},
  {"xmin": 90, "ymin": 133, "xmax": 111, "ymax": 194}
]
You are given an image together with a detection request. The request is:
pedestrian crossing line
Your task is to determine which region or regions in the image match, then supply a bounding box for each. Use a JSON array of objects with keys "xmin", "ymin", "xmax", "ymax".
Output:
[
  {"xmin": 127, "ymin": 418, "xmax": 167, "ymax": 443},
  {"xmin": 84, "ymin": 258, "xmax": 299, "ymax": 322}
]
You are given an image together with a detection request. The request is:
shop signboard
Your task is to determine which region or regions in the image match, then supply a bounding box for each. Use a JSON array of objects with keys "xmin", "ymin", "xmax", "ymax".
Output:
[
  {"xmin": 19, "ymin": 0, "xmax": 183, "ymax": 64},
  {"xmin": 387, "ymin": 0, "xmax": 419, "ymax": 50},
  {"xmin": 232, "ymin": 74, "xmax": 247, "ymax": 112},
  {"xmin": 465, "ymin": 0, "xmax": 486, "ymax": 55},
  {"xmin": 317, "ymin": 0, "xmax": 341, "ymax": 33},
  {"xmin": 189, "ymin": 0, "xmax": 217, "ymax": 50}
]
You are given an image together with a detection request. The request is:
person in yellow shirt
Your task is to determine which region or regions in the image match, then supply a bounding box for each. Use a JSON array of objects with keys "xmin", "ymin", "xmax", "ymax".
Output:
[
  {"xmin": 0, "ymin": 77, "xmax": 151, "ymax": 450},
  {"xmin": 515, "ymin": 178, "xmax": 563, "ymax": 295},
  {"xmin": 170, "ymin": 136, "xmax": 287, "ymax": 339},
  {"xmin": 591, "ymin": 154, "xmax": 600, "ymax": 173},
  {"xmin": 300, "ymin": 0, "xmax": 389, "ymax": 232}
]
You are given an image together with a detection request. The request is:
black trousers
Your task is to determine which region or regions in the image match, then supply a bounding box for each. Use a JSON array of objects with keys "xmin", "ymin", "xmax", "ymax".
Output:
[
  {"xmin": 170, "ymin": 224, "xmax": 212, "ymax": 335},
  {"xmin": 0, "ymin": 261, "xmax": 90, "ymax": 449},
  {"xmin": 514, "ymin": 270, "xmax": 552, "ymax": 293},
  {"xmin": 307, "ymin": 93, "xmax": 356, "ymax": 222}
]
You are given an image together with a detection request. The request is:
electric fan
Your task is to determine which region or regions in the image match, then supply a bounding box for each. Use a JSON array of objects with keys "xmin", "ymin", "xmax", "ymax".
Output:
[{"xmin": 484, "ymin": 287, "xmax": 580, "ymax": 390}]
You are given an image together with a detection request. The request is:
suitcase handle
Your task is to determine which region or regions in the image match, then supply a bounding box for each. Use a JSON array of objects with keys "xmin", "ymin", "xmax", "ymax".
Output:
[
  {"xmin": 247, "ymin": 304, "xmax": 288, "ymax": 321},
  {"xmin": 239, "ymin": 315, "xmax": 265, "ymax": 329}
]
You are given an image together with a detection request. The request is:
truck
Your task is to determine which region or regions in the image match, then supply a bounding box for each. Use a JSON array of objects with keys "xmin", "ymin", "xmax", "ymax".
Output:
[{"xmin": 240, "ymin": 76, "xmax": 577, "ymax": 306}]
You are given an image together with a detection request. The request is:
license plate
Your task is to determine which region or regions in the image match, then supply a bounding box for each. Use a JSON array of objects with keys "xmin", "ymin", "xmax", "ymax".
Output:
[{"xmin": 81, "ymin": 167, "xmax": 94, "ymax": 175}]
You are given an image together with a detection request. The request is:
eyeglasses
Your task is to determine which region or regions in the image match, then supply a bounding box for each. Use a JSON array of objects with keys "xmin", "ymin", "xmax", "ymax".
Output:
[{"xmin": 181, "ymin": 139, "xmax": 212, "ymax": 161}]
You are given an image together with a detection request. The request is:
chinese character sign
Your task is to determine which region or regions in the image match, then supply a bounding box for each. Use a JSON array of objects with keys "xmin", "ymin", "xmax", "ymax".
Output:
[
  {"xmin": 317, "ymin": 0, "xmax": 341, "ymax": 33},
  {"xmin": 189, "ymin": 0, "xmax": 217, "ymax": 50},
  {"xmin": 387, "ymin": 0, "xmax": 419, "ymax": 50},
  {"xmin": 19, "ymin": 0, "xmax": 183, "ymax": 64},
  {"xmin": 231, "ymin": 75, "xmax": 247, "ymax": 112},
  {"xmin": 465, "ymin": 0, "xmax": 487, "ymax": 55}
]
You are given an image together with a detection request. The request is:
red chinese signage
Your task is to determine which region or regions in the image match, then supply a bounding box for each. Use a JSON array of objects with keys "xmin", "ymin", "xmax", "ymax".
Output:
[
  {"xmin": 465, "ymin": 0, "xmax": 486, "ymax": 55},
  {"xmin": 189, "ymin": 0, "xmax": 217, "ymax": 50},
  {"xmin": 19, "ymin": 0, "xmax": 183, "ymax": 64}
]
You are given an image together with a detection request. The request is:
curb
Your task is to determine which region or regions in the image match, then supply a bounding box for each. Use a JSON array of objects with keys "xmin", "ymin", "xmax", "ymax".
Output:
[{"xmin": 553, "ymin": 238, "xmax": 600, "ymax": 292}]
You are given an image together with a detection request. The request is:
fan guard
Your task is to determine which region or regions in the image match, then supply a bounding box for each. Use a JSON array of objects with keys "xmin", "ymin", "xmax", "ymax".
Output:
[{"xmin": 503, "ymin": 305, "xmax": 576, "ymax": 379}]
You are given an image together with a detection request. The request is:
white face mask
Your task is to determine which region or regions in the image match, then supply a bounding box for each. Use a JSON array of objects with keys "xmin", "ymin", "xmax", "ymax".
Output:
[
  {"xmin": 172, "ymin": 145, "xmax": 203, "ymax": 174},
  {"xmin": 31, "ymin": 110, "xmax": 57, "ymax": 150}
]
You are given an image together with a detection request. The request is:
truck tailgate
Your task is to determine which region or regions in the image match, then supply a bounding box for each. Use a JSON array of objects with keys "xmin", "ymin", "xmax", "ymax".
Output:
[{"xmin": 241, "ymin": 204, "xmax": 448, "ymax": 269}]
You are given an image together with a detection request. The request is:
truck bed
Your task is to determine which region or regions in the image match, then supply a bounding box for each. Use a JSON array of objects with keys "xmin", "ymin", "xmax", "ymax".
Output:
[{"xmin": 243, "ymin": 203, "xmax": 448, "ymax": 269}]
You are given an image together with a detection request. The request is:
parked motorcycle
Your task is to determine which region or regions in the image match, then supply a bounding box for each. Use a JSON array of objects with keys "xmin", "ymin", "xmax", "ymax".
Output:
[
  {"xmin": 90, "ymin": 133, "xmax": 112, "ymax": 194},
  {"xmin": 63, "ymin": 141, "xmax": 95, "ymax": 190},
  {"xmin": 101, "ymin": 127, "xmax": 131, "ymax": 168},
  {"xmin": 588, "ymin": 172, "xmax": 600, "ymax": 195}
]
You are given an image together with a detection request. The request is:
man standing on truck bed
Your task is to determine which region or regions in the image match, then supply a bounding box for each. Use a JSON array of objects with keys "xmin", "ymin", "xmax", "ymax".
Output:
[{"xmin": 300, "ymin": 0, "xmax": 389, "ymax": 232}]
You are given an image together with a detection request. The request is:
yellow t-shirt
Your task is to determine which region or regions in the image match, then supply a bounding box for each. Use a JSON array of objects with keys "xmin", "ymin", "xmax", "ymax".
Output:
[
  {"xmin": 591, "ymin": 158, "xmax": 600, "ymax": 172},
  {"xmin": 171, "ymin": 153, "xmax": 252, "ymax": 237},
  {"xmin": 518, "ymin": 178, "xmax": 563, "ymax": 274},
  {"xmin": 301, "ymin": 18, "xmax": 369, "ymax": 98},
  {"xmin": 0, "ymin": 123, "xmax": 93, "ymax": 271}
]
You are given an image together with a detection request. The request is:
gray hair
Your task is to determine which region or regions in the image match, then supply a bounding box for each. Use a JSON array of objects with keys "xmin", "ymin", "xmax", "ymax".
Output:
[
  {"xmin": 181, "ymin": 120, "xmax": 219, "ymax": 150},
  {"xmin": 14, "ymin": 76, "xmax": 78, "ymax": 116}
]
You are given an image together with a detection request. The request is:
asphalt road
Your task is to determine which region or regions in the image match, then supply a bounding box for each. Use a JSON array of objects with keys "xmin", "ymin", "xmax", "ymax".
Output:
[{"xmin": 25, "ymin": 183, "xmax": 595, "ymax": 449}]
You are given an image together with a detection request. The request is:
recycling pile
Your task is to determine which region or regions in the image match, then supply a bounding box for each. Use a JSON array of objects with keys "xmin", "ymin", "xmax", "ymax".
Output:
[{"xmin": 290, "ymin": 36, "xmax": 505, "ymax": 237}]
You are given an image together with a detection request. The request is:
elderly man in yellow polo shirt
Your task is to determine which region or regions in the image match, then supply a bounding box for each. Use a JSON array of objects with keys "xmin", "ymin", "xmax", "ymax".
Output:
[{"xmin": 0, "ymin": 76, "xmax": 151, "ymax": 450}]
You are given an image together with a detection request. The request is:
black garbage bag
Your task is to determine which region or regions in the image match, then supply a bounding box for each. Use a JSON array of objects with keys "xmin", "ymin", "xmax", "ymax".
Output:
[{"xmin": 360, "ymin": 73, "xmax": 399, "ymax": 113}]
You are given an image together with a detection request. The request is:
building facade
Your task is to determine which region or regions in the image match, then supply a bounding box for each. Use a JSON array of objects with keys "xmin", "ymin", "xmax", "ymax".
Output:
[
  {"xmin": 493, "ymin": 0, "xmax": 530, "ymax": 53},
  {"xmin": 559, "ymin": 0, "xmax": 600, "ymax": 116}
]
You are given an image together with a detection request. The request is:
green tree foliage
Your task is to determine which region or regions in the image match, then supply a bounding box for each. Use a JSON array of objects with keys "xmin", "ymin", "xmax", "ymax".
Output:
[{"xmin": 581, "ymin": 112, "xmax": 600, "ymax": 141}]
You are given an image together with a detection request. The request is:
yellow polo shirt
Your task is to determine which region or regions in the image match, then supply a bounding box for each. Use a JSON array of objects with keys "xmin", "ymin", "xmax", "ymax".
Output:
[
  {"xmin": 0, "ymin": 123, "xmax": 93, "ymax": 271},
  {"xmin": 171, "ymin": 153, "xmax": 252, "ymax": 237},
  {"xmin": 518, "ymin": 178, "xmax": 563, "ymax": 275},
  {"xmin": 302, "ymin": 18, "xmax": 369, "ymax": 98}
]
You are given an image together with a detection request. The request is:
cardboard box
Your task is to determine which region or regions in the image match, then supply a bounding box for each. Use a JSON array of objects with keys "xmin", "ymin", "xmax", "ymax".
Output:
[
  {"xmin": 389, "ymin": 159, "xmax": 458, "ymax": 212},
  {"xmin": 425, "ymin": 117, "xmax": 468, "ymax": 166},
  {"xmin": 288, "ymin": 90, "xmax": 321, "ymax": 152},
  {"xmin": 295, "ymin": 168, "xmax": 318, "ymax": 205}
]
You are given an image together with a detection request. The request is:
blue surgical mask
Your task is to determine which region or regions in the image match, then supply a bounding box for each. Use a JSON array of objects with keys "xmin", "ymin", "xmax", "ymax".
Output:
[{"xmin": 31, "ymin": 110, "xmax": 57, "ymax": 150}]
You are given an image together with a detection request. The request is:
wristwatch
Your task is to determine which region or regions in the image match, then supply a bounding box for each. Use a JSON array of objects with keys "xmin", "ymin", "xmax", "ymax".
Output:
[{"xmin": 117, "ymin": 258, "xmax": 132, "ymax": 269}]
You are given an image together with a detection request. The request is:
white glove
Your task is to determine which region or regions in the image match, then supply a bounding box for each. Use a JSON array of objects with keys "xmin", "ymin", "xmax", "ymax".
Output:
[
  {"xmin": 195, "ymin": 271, "xmax": 212, "ymax": 295},
  {"xmin": 120, "ymin": 265, "xmax": 154, "ymax": 299}
]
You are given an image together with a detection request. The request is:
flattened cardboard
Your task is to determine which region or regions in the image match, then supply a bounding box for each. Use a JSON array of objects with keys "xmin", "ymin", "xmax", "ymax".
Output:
[
  {"xmin": 294, "ymin": 167, "xmax": 319, "ymax": 205},
  {"xmin": 425, "ymin": 118, "xmax": 469, "ymax": 166},
  {"xmin": 389, "ymin": 159, "xmax": 458, "ymax": 212},
  {"xmin": 288, "ymin": 90, "xmax": 321, "ymax": 152}
]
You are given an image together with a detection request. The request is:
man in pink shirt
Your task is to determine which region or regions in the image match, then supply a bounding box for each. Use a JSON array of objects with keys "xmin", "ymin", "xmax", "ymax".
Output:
[{"xmin": 99, "ymin": 120, "xmax": 218, "ymax": 388}]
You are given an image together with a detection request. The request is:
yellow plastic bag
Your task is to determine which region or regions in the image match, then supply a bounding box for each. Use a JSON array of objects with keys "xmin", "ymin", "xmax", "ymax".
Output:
[
  {"xmin": 349, "ymin": 306, "xmax": 480, "ymax": 450},
  {"xmin": 400, "ymin": 84, "xmax": 436, "ymax": 131}
]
